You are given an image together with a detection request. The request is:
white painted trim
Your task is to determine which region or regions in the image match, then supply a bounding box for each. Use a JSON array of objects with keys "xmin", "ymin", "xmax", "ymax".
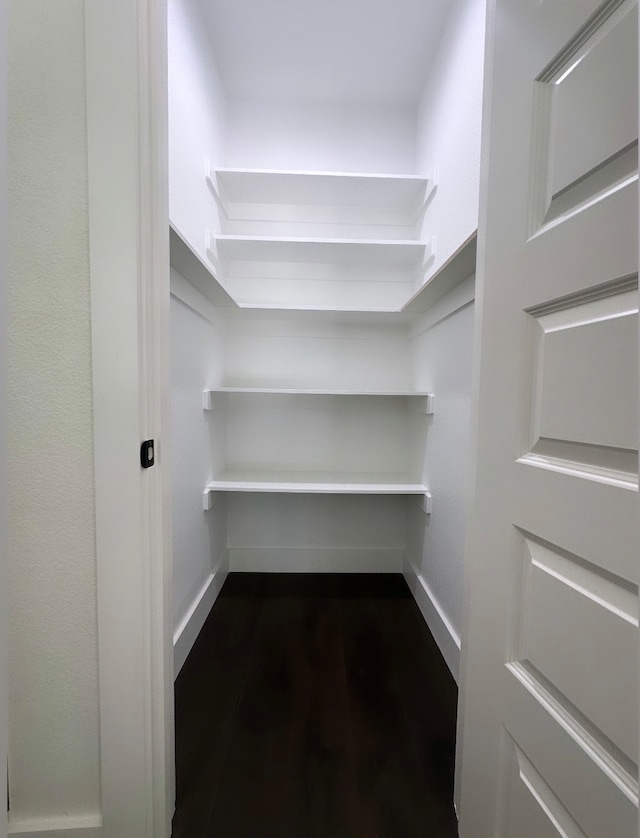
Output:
[
  {"xmin": 85, "ymin": 2, "xmax": 171, "ymax": 835},
  {"xmin": 173, "ymin": 559, "xmax": 229, "ymax": 678},
  {"xmin": 230, "ymin": 547, "xmax": 404, "ymax": 573},
  {"xmin": 455, "ymin": 0, "xmax": 497, "ymax": 817},
  {"xmin": 1, "ymin": 0, "xmax": 7, "ymax": 834},
  {"xmin": 137, "ymin": 2, "xmax": 174, "ymax": 824},
  {"xmin": 8, "ymin": 815, "xmax": 102, "ymax": 837},
  {"xmin": 403, "ymin": 557, "xmax": 461, "ymax": 682}
]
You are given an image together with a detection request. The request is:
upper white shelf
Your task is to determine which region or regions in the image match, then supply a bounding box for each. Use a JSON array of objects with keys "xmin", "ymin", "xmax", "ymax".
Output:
[
  {"xmin": 170, "ymin": 225, "xmax": 236, "ymax": 307},
  {"xmin": 213, "ymin": 235, "xmax": 428, "ymax": 267},
  {"xmin": 402, "ymin": 232, "xmax": 477, "ymax": 313},
  {"xmin": 210, "ymin": 167, "xmax": 430, "ymax": 212},
  {"xmin": 171, "ymin": 221, "xmax": 476, "ymax": 317}
]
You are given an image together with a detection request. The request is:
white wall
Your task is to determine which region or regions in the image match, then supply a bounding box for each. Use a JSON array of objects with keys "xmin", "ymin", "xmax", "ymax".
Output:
[
  {"xmin": 171, "ymin": 269, "xmax": 229, "ymax": 676},
  {"xmin": 416, "ymin": 0, "xmax": 485, "ymax": 279},
  {"xmin": 228, "ymin": 494, "xmax": 407, "ymax": 573},
  {"xmin": 168, "ymin": 0, "xmax": 231, "ymax": 676},
  {"xmin": 224, "ymin": 315, "xmax": 413, "ymax": 572},
  {"xmin": 7, "ymin": 0, "xmax": 100, "ymax": 822},
  {"xmin": 405, "ymin": 277, "xmax": 475, "ymax": 681},
  {"xmin": 168, "ymin": 0, "xmax": 227, "ymax": 261},
  {"xmin": 225, "ymin": 316, "xmax": 412, "ymax": 391},
  {"xmin": 226, "ymin": 98, "xmax": 417, "ymax": 174},
  {"xmin": 398, "ymin": 0, "xmax": 484, "ymax": 678}
]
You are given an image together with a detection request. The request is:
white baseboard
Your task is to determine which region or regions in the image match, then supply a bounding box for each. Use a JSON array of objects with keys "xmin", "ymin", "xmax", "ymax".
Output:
[
  {"xmin": 8, "ymin": 813, "xmax": 102, "ymax": 837},
  {"xmin": 229, "ymin": 547, "xmax": 404, "ymax": 574},
  {"xmin": 403, "ymin": 557, "xmax": 461, "ymax": 682},
  {"xmin": 173, "ymin": 554, "xmax": 228, "ymax": 678}
]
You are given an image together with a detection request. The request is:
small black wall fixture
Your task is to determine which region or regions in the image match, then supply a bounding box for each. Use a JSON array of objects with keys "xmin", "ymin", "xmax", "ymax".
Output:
[{"xmin": 140, "ymin": 439, "xmax": 155, "ymax": 469}]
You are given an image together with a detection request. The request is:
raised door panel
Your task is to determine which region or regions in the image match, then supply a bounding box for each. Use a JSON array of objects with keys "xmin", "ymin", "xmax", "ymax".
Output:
[
  {"xmin": 549, "ymin": 4, "xmax": 637, "ymax": 198},
  {"xmin": 530, "ymin": 287, "xmax": 638, "ymax": 455},
  {"xmin": 500, "ymin": 737, "xmax": 591, "ymax": 838},
  {"xmin": 515, "ymin": 533, "xmax": 638, "ymax": 764}
]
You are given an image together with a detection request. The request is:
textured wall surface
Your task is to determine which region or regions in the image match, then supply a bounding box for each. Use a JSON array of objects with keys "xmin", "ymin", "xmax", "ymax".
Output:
[
  {"xmin": 416, "ymin": 0, "xmax": 485, "ymax": 277},
  {"xmin": 7, "ymin": 0, "xmax": 100, "ymax": 821}
]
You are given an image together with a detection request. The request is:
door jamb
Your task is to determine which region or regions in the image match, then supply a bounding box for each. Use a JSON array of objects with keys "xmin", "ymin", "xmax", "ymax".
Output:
[
  {"xmin": 454, "ymin": 0, "xmax": 497, "ymax": 817},
  {"xmin": 1, "ymin": 0, "xmax": 8, "ymax": 834},
  {"xmin": 85, "ymin": 1, "xmax": 173, "ymax": 835}
]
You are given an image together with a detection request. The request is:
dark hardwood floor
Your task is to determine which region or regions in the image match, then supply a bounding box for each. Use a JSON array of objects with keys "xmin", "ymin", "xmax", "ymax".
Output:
[{"xmin": 172, "ymin": 573, "xmax": 459, "ymax": 838}]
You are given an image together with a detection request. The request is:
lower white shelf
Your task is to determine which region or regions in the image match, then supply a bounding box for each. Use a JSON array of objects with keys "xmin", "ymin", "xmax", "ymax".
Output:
[
  {"xmin": 204, "ymin": 470, "xmax": 429, "ymax": 505},
  {"xmin": 203, "ymin": 388, "xmax": 435, "ymax": 414}
]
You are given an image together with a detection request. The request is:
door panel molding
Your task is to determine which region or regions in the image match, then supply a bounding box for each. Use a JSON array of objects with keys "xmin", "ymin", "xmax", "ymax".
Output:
[{"xmin": 529, "ymin": 0, "xmax": 638, "ymax": 235}]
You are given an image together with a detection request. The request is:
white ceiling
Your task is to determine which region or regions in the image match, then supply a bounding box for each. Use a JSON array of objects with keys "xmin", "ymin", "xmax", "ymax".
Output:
[{"xmin": 197, "ymin": 0, "xmax": 453, "ymax": 106}]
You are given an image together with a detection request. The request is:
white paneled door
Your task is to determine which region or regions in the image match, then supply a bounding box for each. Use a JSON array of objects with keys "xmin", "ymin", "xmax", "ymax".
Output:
[{"xmin": 459, "ymin": 0, "xmax": 639, "ymax": 836}]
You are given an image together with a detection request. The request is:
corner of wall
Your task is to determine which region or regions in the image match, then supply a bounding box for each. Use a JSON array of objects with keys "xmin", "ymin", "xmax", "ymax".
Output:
[
  {"xmin": 173, "ymin": 546, "xmax": 229, "ymax": 678},
  {"xmin": 168, "ymin": 0, "xmax": 228, "ymax": 261},
  {"xmin": 170, "ymin": 266, "xmax": 229, "ymax": 679},
  {"xmin": 403, "ymin": 556, "xmax": 461, "ymax": 682},
  {"xmin": 405, "ymin": 275, "xmax": 477, "ymax": 685},
  {"xmin": 414, "ymin": 0, "xmax": 486, "ymax": 279}
]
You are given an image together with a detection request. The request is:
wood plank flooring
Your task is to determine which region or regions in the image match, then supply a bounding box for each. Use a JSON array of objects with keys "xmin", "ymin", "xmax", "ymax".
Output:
[{"xmin": 172, "ymin": 573, "xmax": 459, "ymax": 838}]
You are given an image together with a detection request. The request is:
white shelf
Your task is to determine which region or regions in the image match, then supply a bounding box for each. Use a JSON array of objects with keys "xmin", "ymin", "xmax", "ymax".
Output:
[
  {"xmin": 402, "ymin": 232, "xmax": 477, "ymax": 312},
  {"xmin": 172, "ymin": 222, "xmax": 474, "ymax": 317},
  {"xmin": 210, "ymin": 167, "xmax": 429, "ymax": 211},
  {"xmin": 203, "ymin": 387, "xmax": 434, "ymax": 414},
  {"xmin": 213, "ymin": 235, "xmax": 428, "ymax": 267},
  {"xmin": 174, "ymin": 153, "xmax": 475, "ymax": 312},
  {"xmin": 205, "ymin": 386, "xmax": 432, "ymax": 396},
  {"xmin": 170, "ymin": 225, "xmax": 237, "ymax": 307},
  {"xmin": 224, "ymin": 308, "xmax": 414, "ymax": 329},
  {"xmin": 205, "ymin": 470, "xmax": 429, "ymax": 496}
]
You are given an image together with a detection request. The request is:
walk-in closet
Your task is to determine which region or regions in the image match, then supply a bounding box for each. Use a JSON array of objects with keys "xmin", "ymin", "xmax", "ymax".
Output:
[
  {"xmin": 169, "ymin": 0, "xmax": 484, "ymax": 675},
  {"xmin": 167, "ymin": 0, "xmax": 484, "ymax": 830}
]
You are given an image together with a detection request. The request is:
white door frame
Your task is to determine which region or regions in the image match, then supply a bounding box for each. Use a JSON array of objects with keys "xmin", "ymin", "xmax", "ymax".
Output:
[
  {"xmin": 1, "ymin": 0, "xmax": 8, "ymax": 836},
  {"xmin": 85, "ymin": 1, "xmax": 173, "ymax": 835}
]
